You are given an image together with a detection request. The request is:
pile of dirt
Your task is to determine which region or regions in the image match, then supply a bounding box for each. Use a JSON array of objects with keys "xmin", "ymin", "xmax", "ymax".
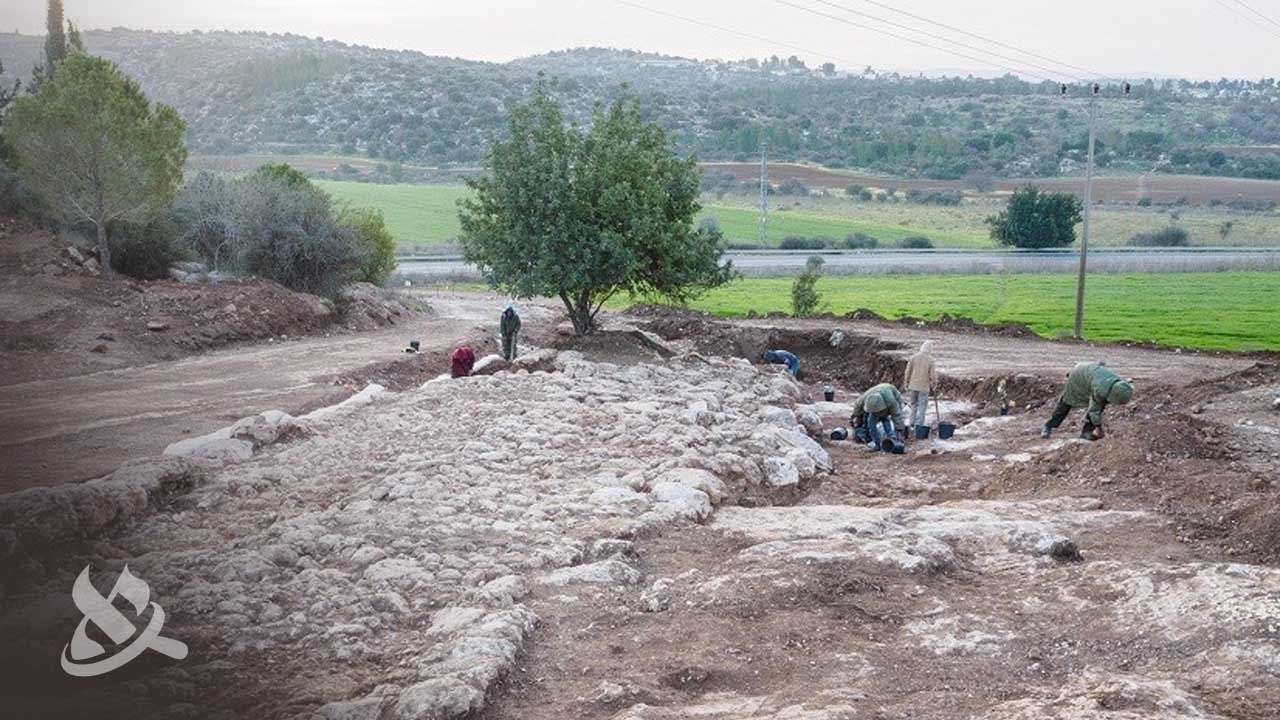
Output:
[
  {"xmin": 990, "ymin": 407, "xmax": 1278, "ymax": 563},
  {"xmin": 0, "ymin": 219, "xmax": 420, "ymax": 383}
]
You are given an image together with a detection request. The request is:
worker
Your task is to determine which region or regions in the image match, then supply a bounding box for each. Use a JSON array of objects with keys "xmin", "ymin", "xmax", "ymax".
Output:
[
  {"xmin": 762, "ymin": 349, "xmax": 800, "ymax": 377},
  {"xmin": 500, "ymin": 304, "xmax": 521, "ymax": 361},
  {"xmin": 851, "ymin": 382, "xmax": 907, "ymax": 451},
  {"xmin": 903, "ymin": 340, "xmax": 937, "ymax": 435},
  {"xmin": 1041, "ymin": 361, "xmax": 1134, "ymax": 440},
  {"xmin": 450, "ymin": 346, "xmax": 477, "ymax": 378}
]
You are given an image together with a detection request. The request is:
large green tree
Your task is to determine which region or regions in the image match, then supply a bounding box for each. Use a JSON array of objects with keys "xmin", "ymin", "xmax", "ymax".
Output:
[
  {"xmin": 459, "ymin": 82, "xmax": 732, "ymax": 334},
  {"xmin": 7, "ymin": 54, "xmax": 187, "ymax": 275},
  {"xmin": 986, "ymin": 186, "xmax": 1083, "ymax": 249}
]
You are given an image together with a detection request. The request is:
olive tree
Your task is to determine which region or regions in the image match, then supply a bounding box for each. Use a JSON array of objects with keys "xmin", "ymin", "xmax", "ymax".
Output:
[
  {"xmin": 986, "ymin": 186, "xmax": 1083, "ymax": 249},
  {"xmin": 459, "ymin": 82, "xmax": 732, "ymax": 335},
  {"xmin": 7, "ymin": 55, "xmax": 186, "ymax": 275}
]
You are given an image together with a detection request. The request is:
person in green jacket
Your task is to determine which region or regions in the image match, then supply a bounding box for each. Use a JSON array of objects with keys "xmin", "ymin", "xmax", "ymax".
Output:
[
  {"xmin": 851, "ymin": 382, "xmax": 907, "ymax": 451},
  {"xmin": 499, "ymin": 304, "xmax": 521, "ymax": 361},
  {"xmin": 1041, "ymin": 361, "xmax": 1134, "ymax": 440}
]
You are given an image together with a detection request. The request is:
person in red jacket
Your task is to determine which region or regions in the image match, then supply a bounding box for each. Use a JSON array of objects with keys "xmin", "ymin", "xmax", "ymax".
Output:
[{"xmin": 450, "ymin": 346, "xmax": 476, "ymax": 378}]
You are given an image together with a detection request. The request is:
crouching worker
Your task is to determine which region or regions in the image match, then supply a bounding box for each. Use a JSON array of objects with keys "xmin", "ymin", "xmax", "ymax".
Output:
[
  {"xmin": 851, "ymin": 382, "xmax": 907, "ymax": 452},
  {"xmin": 450, "ymin": 346, "xmax": 477, "ymax": 378},
  {"xmin": 1041, "ymin": 361, "xmax": 1133, "ymax": 441},
  {"xmin": 762, "ymin": 349, "xmax": 800, "ymax": 377}
]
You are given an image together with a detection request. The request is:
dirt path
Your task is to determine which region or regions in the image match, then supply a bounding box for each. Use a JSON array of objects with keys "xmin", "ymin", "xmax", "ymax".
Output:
[{"xmin": 0, "ymin": 293, "xmax": 557, "ymax": 492}]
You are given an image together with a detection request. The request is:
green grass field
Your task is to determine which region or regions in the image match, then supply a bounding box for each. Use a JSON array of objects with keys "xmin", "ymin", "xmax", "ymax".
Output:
[
  {"xmin": 321, "ymin": 180, "xmax": 1280, "ymax": 251},
  {"xmin": 317, "ymin": 180, "xmax": 469, "ymax": 246},
  {"xmin": 620, "ymin": 272, "xmax": 1280, "ymax": 351}
]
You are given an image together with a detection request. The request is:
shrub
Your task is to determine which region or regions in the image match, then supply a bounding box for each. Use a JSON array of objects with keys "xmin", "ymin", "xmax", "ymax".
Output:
[
  {"xmin": 109, "ymin": 216, "xmax": 190, "ymax": 280},
  {"xmin": 898, "ymin": 236, "xmax": 934, "ymax": 249},
  {"xmin": 986, "ymin": 186, "xmax": 1083, "ymax": 249},
  {"xmin": 779, "ymin": 235, "xmax": 828, "ymax": 250},
  {"xmin": 1136, "ymin": 197, "xmax": 1152, "ymax": 207},
  {"xmin": 775, "ymin": 178, "xmax": 809, "ymax": 196},
  {"xmin": 791, "ymin": 255, "xmax": 824, "ymax": 317},
  {"xmin": 907, "ymin": 189, "xmax": 962, "ymax": 206},
  {"xmin": 1129, "ymin": 226, "xmax": 1189, "ymax": 247},
  {"xmin": 235, "ymin": 173, "xmax": 362, "ymax": 298},
  {"xmin": 844, "ymin": 232, "xmax": 879, "ymax": 249},
  {"xmin": 340, "ymin": 206, "xmax": 396, "ymax": 285},
  {"xmin": 844, "ymin": 183, "xmax": 863, "ymax": 198},
  {"xmin": 172, "ymin": 171, "xmax": 238, "ymax": 271}
]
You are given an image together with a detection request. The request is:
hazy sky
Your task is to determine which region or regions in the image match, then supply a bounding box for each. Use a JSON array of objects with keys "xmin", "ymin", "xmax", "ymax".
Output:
[{"xmin": 4, "ymin": 0, "xmax": 1278, "ymax": 80}]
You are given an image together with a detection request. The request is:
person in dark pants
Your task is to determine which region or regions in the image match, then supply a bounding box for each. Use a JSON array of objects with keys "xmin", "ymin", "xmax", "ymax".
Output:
[
  {"xmin": 1042, "ymin": 361, "xmax": 1134, "ymax": 440},
  {"xmin": 851, "ymin": 383, "xmax": 907, "ymax": 451},
  {"xmin": 762, "ymin": 349, "xmax": 800, "ymax": 377},
  {"xmin": 500, "ymin": 304, "xmax": 521, "ymax": 361}
]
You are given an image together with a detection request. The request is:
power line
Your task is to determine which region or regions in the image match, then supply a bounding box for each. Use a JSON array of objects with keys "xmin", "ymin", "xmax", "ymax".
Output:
[
  {"xmin": 773, "ymin": 0, "xmax": 1059, "ymax": 82},
  {"xmin": 843, "ymin": 0, "xmax": 1121, "ymax": 83},
  {"xmin": 808, "ymin": 0, "xmax": 1088, "ymax": 82},
  {"xmin": 1231, "ymin": 0, "xmax": 1280, "ymax": 30},
  {"xmin": 1211, "ymin": 0, "xmax": 1280, "ymax": 38},
  {"xmin": 613, "ymin": 0, "xmax": 867, "ymax": 70}
]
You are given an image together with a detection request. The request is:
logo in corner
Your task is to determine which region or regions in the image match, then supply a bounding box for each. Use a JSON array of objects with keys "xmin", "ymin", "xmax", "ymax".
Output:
[{"xmin": 61, "ymin": 565, "xmax": 188, "ymax": 677}]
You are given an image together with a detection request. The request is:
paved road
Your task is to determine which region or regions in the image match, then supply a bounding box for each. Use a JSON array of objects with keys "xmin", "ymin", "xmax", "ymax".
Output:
[
  {"xmin": 0, "ymin": 295, "xmax": 548, "ymax": 493},
  {"xmin": 398, "ymin": 248, "xmax": 1280, "ymax": 278}
]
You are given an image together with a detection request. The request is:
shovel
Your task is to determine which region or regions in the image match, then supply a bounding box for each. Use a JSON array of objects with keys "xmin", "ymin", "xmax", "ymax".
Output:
[{"xmin": 934, "ymin": 395, "xmax": 956, "ymax": 439}]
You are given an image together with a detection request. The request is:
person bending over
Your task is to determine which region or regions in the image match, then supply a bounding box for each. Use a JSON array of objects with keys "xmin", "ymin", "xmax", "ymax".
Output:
[{"xmin": 1042, "ymin": 361, "xmax": 1133, "ymax": 441}]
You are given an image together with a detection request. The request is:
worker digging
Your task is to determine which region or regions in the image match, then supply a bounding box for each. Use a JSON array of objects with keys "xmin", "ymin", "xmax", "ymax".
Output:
[{"xmin": 1042, "ymin": 360, "xmax": 1135, "ymax": 440}]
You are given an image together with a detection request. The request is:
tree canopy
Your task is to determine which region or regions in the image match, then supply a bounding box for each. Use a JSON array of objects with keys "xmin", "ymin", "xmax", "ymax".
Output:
[
  {"xmin": 985, "ymin": 186, "xmax": 1083, "ymax": 249},
  {"xmin": 7, "ymin": 54, "xmax": 187, "ymax": 274},
  {"xmin": 459, "ymin": 82, "xmax": 732, "ymax": 334}
]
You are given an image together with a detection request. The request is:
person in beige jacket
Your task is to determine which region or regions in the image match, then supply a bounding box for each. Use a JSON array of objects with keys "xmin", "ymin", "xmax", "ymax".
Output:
[{"xmin": 903, "ymin": 340, "xmax": 937, "ymax": 432}]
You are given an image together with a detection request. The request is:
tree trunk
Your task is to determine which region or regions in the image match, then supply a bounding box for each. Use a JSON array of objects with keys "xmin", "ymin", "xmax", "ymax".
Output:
[
  {"xmin": 95, "ymin": 222, "xmax": 113, "ymax": 278},
  {"xmin": 560, "ymin": 292, "xmax": 596, "ymax": 336}
]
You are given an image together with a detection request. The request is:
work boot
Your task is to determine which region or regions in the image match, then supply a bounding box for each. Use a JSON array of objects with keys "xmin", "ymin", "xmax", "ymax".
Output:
[{"xmin": 1041, "ymin": 426, "xmax": 1052, "ymax": 439}]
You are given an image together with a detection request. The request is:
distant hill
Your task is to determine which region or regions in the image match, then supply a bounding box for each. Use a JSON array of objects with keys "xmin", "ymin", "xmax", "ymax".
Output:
[{"xmin": 2, "ymin": 28, "xmax": 1279, "ymax": 180}]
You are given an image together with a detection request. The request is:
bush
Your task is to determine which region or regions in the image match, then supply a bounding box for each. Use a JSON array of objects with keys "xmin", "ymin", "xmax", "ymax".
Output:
[
  {"xmin": 1136, "ymin": 197, "xmax": 1152, "ymax": 207},
  {"xmin": 844, "ymin": 183, "xmax": 863, "ymax": 198},
  {"xmin": 172, "ymin": 171, "xmax": 238, "ymax": 271},
  {"xmin": 791, "ymin": 255, "xmax": 824, "ymax": 317},
  {"xmin": 986, "ymin": 186, "xmax": 1083, "ymax": 249},
  {"xmin": 907, "ymin": 189, "xmax": 962, "ymax": 206},
  {"xmin": 1129, "ymin": 226, "xmax": 1189, "ymax": 247},
  {"xmin": 775, "ymin": 178, "xmax": 809, "ymax": 196},
  {"xmin": 844, "ymin": 232, "xmax": 879, "ymax": 249},
  {"xmin": 340, "ymin": 206, "xmax": 396, "ymax": 285},
  {"xmin": 898, "ymin": 236, "xmax": 934, "ymax": 249},
  {"xmin": 779, "ymin": 235, "xmax": 828, "ymax": 250},
  {"xmin": 108, "ymin": 216, "xmax": 190, "ymax": 280},
  {"xmin": 235, "ymin": 173, "xmax": 362, "ymax": 298}
]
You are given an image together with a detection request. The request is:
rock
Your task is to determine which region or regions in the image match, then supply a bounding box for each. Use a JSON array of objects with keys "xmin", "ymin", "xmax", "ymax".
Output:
[
  {"xmin": 760, "ymin": 406, "xmax": 798, "ymax": 428},
  {"xmin": 471, "ymin": 354, "xmax": 510, "ymax": 376},
  {"xmin": 589, "ymin": 539, "xmax": 637, "ymax": 561},
  {"xmin": 541, "ymin": 560, "xmax": 641, "ymax": 586},
  {"xmin": 91, "ymin": 343, "xmax": 108, "ymax": 354},
  {"xmin": 364, "ymin": 558, "xmax": 434, "ymax": 589},
  {"xmin": 394, "ymin": 678, "xmax": 484, "ymax": 720},
  {"xmin": 147, "ymin": 320, "xmax": 169, "ymax": 332},
  {"xmin": 796, "ymin": 407, "xmax": 824, "ymax": 438},
  {"xmin": 655, "ymin": 468, "xmax": 726, "ymax": 503},
  {"xmin": 650, "ymin": 482, "xmax": 712, "ymax": 520},
  {"xmin": 511, "ymin": 349, "xmax": 558, "ymax": 373},
  {"xmin": 640, "ymin": 578, "xmax": 674, "ymax": 612},
  {"xmin": 763, "ymin": 457, "xmax": 800, "ymax": 487},
  {"xmin": 314, "ymin": 697, "xmax": 389, "ymax": 720}
]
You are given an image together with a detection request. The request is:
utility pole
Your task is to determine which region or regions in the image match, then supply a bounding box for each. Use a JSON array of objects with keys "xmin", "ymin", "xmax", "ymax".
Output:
[
  {"xmin": 1073, "ymin": 84, "xmax": 1098, "ymax": 340},
  {"xmin": 1072, "ymin": 81, "xmax": 1129, "ymax": 340},
  {"xmin": 758, "ymin": 138, "xmax": 769, "ymax": 247}
]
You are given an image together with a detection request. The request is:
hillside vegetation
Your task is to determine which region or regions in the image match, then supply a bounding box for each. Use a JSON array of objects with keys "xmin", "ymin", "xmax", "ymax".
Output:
[{"xmin": 3, "ymin": 30, "xmax": 1280, "ymax": 180}]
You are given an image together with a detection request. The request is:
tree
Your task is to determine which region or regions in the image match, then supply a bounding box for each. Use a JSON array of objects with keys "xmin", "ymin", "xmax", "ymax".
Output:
[
  {"xmin": 29, "ymin": 0, "xmax": 84, "ymax": 91},
  {"xmin": 986, "ymin": 186, "xmax": 1082, "ymax": 249},
  {"xmin": 459, "ymin": 82, "xmax": 732, "ymax": 335},
  {"xmin": 340, "ymin": 206, "xmax": 396, "ymax": 285},
  {"xmin": 172, "ymin": 171, "xmax": 239, "ymax": 272},
  {"xmin": 791, "ymin": 255, "xmax": 824, "ymax": 317},
  {"xmin": 8, "ymin": 55, "xmax": 186, "ymax": 275}
]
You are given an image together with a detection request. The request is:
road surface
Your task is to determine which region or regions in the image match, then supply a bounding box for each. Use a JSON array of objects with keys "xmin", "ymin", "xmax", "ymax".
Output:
[{"xmin": 398, "ymin": 248, "xmax": 1280, "ymax": 279}]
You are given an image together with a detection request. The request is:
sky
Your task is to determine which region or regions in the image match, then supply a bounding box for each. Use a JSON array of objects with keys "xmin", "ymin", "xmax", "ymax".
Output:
[{"xmin": 3, "ymin": 0, "xmax": 1278, "ymax": 80}]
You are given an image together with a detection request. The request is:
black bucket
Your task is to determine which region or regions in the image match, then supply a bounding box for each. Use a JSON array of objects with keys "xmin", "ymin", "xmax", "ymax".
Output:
[
  {"xmin": 409, "ymin": 340, "xmax": 420, "ymax": 352},
  {"xmin": 914, "ymin": 424, "xmax": 931, "ymax": 440},
  {"xmin": 880, "ymin": 437, "xmax": 905, "ymax": 454},
  {"xmin": 824, "ymin": 389, "xmax": 835, "ymax": 402},
  {"xmin": 938, "ymin": 422, "xmax": 956, "ymax": 440},
  {"xmin": 830, "ymin": 427, "xmax": 849, "ymax": 441}
]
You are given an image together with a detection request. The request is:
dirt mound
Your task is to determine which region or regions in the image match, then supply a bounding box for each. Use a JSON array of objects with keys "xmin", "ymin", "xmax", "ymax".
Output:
[{"xmin": 0, "ymin": 219, "xmax": 420, "ymax": 383}]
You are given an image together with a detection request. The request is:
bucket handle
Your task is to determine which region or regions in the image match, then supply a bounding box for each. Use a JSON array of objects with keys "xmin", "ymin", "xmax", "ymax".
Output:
[{"xmin": 933, "ymin": 394, "xmax": 943, "ymax": 425}]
